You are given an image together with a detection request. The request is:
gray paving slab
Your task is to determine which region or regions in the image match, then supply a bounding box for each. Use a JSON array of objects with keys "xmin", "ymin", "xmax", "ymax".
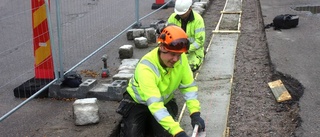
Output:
[
  {"xmin": 180, "ymin": 79, "xmax": 233, "ymax": 136},
  {"xmin": 200, "ymin": 79, "xmax": 232, "ymax": 137},
  {"xmin": 180, "ymin": 33, "xmax": 239, "ymax": 137},
  {"xmin": 223, "ymin": 0, "xmax": 242, "ymax": 11},
  {"xmin": 202, "ymin": 34, "xmax": 238, "ymax": 79}
]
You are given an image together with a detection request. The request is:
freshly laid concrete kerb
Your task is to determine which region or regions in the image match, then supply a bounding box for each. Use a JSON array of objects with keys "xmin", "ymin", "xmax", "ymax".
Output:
[
  {"xmin": 180, "ymin": 33, "xmax": 238, "ymax": 136},
  {"xmin": 202, "ymin": 34, "xmax": 238, "ymax": 77},
  {"xmin": 179, "ymin": 0, "xmax": 242, "ymax": 136}
]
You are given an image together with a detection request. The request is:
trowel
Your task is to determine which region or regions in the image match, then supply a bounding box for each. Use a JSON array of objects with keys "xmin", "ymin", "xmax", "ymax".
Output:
[{"xmin": 191, "ymin": 124, "xmax": 206, "ymax": 137}]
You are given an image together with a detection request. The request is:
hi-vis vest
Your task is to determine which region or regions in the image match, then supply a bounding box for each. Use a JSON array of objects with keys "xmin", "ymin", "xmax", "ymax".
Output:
[
  {"xmin": 126, "ymin": 47, "xmax": 201, "ymax": 135},
  {"xmin": 167, "ymin": 10, "xmax": 206, "ymax": 58}
]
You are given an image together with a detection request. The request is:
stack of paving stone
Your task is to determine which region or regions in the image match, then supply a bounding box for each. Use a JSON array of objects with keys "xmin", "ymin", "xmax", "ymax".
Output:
[
  {"xmin": 49, "ymin": 58, "xmax": 140, "ymax": 101},
  {"xmin": 112, "ymin": 59, "xmax": 139, "ymax": 83},
  {"xmin": 126, "ymin": 27, "xmax": 157, "ymax": 49}
]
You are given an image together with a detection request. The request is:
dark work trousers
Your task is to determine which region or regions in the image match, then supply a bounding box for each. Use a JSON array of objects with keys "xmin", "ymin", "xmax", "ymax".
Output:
[{"xmin": 119, "ymin": 93, "xmax": 178, "ymax": 137}]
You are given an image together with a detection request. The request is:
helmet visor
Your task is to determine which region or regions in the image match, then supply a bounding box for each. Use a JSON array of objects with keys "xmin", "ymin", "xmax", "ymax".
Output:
[{"xmin": 163, "ymin": 38, "xmax": 190, "ymax": 53}]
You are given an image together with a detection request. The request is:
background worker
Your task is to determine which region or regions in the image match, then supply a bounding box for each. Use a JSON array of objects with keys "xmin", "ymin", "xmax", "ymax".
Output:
[
  {"xmin": 116, "ymin": 25, "xmax": 205, "ymax": 137},
  {"xmin": 167, "ymin": 0, "xmax": 206, "ymax": 71}
]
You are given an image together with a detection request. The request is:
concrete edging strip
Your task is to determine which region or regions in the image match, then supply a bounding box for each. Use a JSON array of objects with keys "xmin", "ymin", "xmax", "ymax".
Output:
[{"xmin": 179, "ymin": 0, "xmax": 242, "ymax": 136}]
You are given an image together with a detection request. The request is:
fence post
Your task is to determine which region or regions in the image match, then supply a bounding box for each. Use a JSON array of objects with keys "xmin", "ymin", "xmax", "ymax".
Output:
[
  {"xmin": 133, "ymin": 0, "xmax": 141, "ymax": 28},
  {"xmin": 55, "ymin": 0, "xmax": 65, "ymax": 81}
]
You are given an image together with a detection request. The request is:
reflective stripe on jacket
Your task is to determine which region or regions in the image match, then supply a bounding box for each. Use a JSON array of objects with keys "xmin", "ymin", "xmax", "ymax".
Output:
[
  {"xmin": 167, "ymin": 10, "xmax": 206, "ymax": 58},
  {"xmin": 126, "ymin": 47, "xmax": 201, "ymax": 135}
]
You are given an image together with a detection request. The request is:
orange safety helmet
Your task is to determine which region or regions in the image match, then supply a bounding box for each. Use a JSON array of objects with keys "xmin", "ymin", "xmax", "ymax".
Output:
[{"xmin": 158, "ymin": 25, "xmax": 190, "ymax": 53}]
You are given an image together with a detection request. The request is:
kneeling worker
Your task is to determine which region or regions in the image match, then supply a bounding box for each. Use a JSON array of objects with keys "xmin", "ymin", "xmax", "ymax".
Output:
[
  {"xmin": 167, "ymin": 0, "xmax": 206, "ymax": 71},
  {"xmin": 116, "ymin": 25, "xmax": 205, "ymax": 137}
]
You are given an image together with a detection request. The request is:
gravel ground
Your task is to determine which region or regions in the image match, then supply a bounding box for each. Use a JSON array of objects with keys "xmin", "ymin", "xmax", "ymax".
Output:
[{"xmin": 224, "ymin": 0, "xmax": 304, "ymax": 137}]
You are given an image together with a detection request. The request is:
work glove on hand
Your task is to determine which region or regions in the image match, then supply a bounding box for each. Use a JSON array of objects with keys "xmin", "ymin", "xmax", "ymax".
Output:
[
  {"xmin": 175, "ymin": 131, "xmax": 189, "ymax": 137},
  {"xmin": 190, "ymin": 112, "xmax": 205, "ymax": 132}
]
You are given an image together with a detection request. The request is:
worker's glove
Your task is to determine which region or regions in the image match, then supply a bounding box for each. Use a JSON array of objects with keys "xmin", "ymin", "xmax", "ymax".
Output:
[
  {"xmin": 190, "ymin": 112, "xmax": 205, "ymax": 132},
  {"xmin": 175, "ymin": 131, "xmax": 189, "ymax": 137}
]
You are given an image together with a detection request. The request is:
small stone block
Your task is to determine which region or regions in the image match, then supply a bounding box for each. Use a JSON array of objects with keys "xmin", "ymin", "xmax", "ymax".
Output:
[
  {"xmin": 107, "ymin": 80, "xmax": 128, "ymax": 101},
  {"xmin": 192, "ymin": 6, "xmax": 205, "ymax": 15},
  {"xmin": 118, "ymin": 69, "xmax": 135, "ymax": 74},
  {"xmin": 119, "ymin": 45, "xmax": 133, "ymax": 59},
  {"xmin": 78, "ymin": 79, "xmax": 97, "ymax": 96},
  {"xmin": 145, "ymin": 27, "xmax": 157, "ymax": 43},
  {"xmin": 134, "ymin": 37, "xmax": 148, "ymax": 49},
  {"xmin": 112, "ymin": 73, "xmax": 133, "ymax": 82},
  {"xmin": 118, "ymin": 59, "xmax": 139, "ymax": 71},
  {"xmin": 73, "ymin": 98, "xmax": 99, "ymax": 125},
  {"xmin": 193, "ymin": 2, "xmax": 207, "ymax": 8},
  {"xmin": 126, "ymin": 29, "xmax": 134, "ymax": 40},
  {"xmin": 127, "ymin": 29, "xmax": 145, "ymax": 40}
]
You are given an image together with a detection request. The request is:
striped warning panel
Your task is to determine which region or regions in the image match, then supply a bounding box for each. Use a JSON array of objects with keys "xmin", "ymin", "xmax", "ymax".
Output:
[{"xmin": 32, "ymin": 0, "xmax": 54, "ymax": 79}]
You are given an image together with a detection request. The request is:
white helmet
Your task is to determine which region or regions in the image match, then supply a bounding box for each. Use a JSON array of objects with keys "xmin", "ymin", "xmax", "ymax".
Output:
[{"xmin": 174, "ymin": 0, "xmax": 193, "ymax": 15}]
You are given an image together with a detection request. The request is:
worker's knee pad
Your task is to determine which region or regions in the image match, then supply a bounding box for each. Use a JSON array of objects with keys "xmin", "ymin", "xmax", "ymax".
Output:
[
  {"xmin": 116, "ymin": 101, "xmax": 134, "ymax": 117},
  {"xmin": 116, "ymin": 95, "xmax": 135, "ymax": 117}
]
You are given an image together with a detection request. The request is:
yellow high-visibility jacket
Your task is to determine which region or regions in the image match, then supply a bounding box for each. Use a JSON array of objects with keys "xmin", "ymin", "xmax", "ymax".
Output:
[
  {"xmin": 167, "ymin": 10, "xmax": 206, "ymax": 66},
  {"xmin": 126, "ymin": 47, "xmax": 201, "ymax": 135}
]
